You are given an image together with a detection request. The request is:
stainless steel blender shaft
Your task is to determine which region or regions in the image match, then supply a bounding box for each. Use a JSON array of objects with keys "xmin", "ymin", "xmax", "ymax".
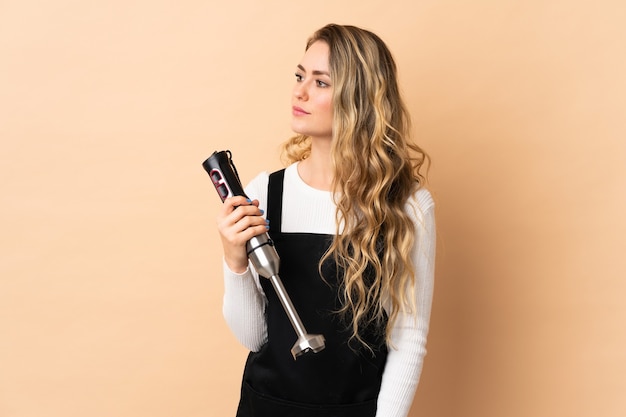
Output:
[
  {"xmin": 247, "ymin": 235, "xmax": 326, "ymax": 359},
  {"xmin": 268, "ymin": 274, "xmax": 326, "ymax": 359}
]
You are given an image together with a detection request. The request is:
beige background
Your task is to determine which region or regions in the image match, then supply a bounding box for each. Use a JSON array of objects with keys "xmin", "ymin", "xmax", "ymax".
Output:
[{"xmin": 1, "ymin": 1, "xmax": 625, "ymax": 416}]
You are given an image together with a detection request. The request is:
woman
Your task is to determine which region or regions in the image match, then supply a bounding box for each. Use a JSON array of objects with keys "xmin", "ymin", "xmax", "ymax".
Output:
[{"xmin": 217, "ymin": 23, "xmax": 436, "ymax": 417}]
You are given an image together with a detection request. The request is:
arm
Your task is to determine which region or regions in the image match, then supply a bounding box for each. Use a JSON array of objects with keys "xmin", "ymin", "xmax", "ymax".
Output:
[
  {"xmin": 220, "ymin": 172, "xmax": 271, "ymax": 351},
  {"xmin": 222, "ymin": 260, "xmax": 268, "ymax": 351},
  {"xmin": 376, "ymin": 190, "xmax": 436, "ymax": 417}
]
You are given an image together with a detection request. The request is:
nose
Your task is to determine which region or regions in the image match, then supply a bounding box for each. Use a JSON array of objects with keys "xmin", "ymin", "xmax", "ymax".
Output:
[{"xmin": 293, "ymin": 81, "xmax": 308, "ymax": 101}]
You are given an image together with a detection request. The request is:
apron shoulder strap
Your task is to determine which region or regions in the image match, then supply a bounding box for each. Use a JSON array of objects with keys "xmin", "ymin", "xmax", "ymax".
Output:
[{"xmin": 267, "ymin": 169, "xmax": 285, "ymax": 233}]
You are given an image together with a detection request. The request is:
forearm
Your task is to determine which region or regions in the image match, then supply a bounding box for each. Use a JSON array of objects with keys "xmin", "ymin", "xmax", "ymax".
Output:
[
  {"xmin": 376, "ymin": 313, "xmax": 430, "ymax": 417},
  {"xmin": 222, "ymin": 259, "xmax": 268, "ymax": 351}
]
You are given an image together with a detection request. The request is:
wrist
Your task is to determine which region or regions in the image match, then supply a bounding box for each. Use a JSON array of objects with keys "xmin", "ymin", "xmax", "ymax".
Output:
[{"xmin": 224, "ymin": 256, "xmax": 249, "ymax": 274}]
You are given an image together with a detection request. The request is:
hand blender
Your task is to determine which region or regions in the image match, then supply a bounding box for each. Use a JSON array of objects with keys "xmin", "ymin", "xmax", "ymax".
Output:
[{"xmin": 202, "ymin": 150, "xmax": 325, "ymax": 359}]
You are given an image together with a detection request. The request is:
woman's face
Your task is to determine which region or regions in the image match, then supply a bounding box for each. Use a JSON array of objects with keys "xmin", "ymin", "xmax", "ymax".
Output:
[{"xmin": 291, "ymin": 40, "xmax": 333, "ymax": 141}]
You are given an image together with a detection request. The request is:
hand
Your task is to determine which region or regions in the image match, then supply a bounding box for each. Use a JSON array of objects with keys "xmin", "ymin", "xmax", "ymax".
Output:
[{"xmin": 216, "ymin": 196, "xmax": 268, "ymax": 273}]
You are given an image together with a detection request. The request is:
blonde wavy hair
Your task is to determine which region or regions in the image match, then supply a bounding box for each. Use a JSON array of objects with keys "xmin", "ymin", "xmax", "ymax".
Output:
[{"xmin": 282, "ymin": 24, "xmax": 429, "ymax": 350}]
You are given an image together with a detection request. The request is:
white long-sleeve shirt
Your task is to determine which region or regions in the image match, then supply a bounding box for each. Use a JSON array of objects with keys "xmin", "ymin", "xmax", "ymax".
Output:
[{"xmin": 222, "ymin": 162, "xmax": 436, "ymax": 417}]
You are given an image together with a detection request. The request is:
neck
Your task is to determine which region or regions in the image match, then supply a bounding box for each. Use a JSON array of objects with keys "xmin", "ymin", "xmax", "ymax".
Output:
[{"xmin": 298, "ymin": 137, "xmax": 334, "ymax": 191}]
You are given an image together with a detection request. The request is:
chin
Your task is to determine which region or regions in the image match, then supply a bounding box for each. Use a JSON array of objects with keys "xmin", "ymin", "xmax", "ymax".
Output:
[{"xmin": 290, "ymin": 123, "xmax": 308, "ymax": 136}]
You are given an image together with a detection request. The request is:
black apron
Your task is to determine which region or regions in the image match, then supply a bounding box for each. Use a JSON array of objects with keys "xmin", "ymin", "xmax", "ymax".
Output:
[{"xmin": 236, "ymin": 169, "xmax": 388, "ymax": 417}]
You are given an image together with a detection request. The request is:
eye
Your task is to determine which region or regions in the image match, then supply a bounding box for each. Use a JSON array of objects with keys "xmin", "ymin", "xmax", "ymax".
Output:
[
  {"xmin": 316, "ymin": 80, "xmax": 330, "ymax": 88},
  {"xmin": 295, "ymin": 73, "xmax": 303, "ymax": 82}
]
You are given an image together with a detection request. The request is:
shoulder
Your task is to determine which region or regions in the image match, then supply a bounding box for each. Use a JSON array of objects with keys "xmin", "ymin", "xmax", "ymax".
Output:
[
  {"xmin": 247, "ymin": 170, "xmax": 270, "ymax": 188},
  {"xmin": 247, "ymin": 163, "xmax": 295, "ymax": 187},
  {"xmin": 246, "ymin": 171, "xmax": 270, "ymax": 190},
  {"xmin": 405, "ymin": 187, "xmax": 435, "ymax": 223},
  {"xmin": 243, "ymin": 171, "xmax": 270, "ymax": 202},
  {"xmin": 407, "ymin": 186, "xmax": 434, "ymax": 211},
  {"xmin": 244, "ymin": 165, "xmax": 295, "ymax": 204}
]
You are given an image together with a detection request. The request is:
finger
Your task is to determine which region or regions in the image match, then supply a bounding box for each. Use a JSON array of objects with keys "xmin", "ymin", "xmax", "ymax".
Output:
[
  {"xmin": 228, "ymin": 211, "xmax": 268, "ymax": 233},
  {"xmin": 223, "ymin": 195, "xmax": 253, "ymax": 210},
  {"xmin": 237, "ymin": 222, "xmax": 271, "ymax": 241},
  {"xmin": 219, "ymin": 200, "xmax": 254, "ymax": 222},
  {"xmin": 217, "ymin": 206, "xmax": 268, "ymax": 239},
  {"xmin": 222, "ymin": 199, "xmax": 264, "ymax": 220},
  {"xmin": 218, "ymin": 218, "xmax": 269, "ymax": 249}
]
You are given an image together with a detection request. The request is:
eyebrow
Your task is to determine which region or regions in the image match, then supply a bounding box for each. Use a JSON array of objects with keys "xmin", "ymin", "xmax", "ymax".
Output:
[{"xmin": 297, "ymin": 64, "xmax": 330, "ymax": 77}]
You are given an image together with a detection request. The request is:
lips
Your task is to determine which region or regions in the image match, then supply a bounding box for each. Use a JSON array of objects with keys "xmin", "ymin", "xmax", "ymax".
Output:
[{"xmin": 292, "ymin": 106, "xmax": 310, "ymax": 116}]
